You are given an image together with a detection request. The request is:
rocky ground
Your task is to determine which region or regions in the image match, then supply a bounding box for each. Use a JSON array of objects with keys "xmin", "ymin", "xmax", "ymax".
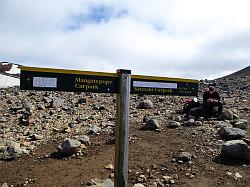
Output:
[{"xmin": 0, "ymin": 67, "xmax": 249, "ymax": 187}]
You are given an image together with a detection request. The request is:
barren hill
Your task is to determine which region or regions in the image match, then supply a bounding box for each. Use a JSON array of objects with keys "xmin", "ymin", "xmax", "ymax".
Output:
[{"xmin": 217, "ymin": 66, "xmax": 250, "ymax": 80}]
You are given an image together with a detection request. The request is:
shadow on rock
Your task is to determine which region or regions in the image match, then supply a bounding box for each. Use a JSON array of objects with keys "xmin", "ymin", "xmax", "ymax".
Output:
[{"xmin": 213, "ymin": 155, "xmax": 250, "ymax": 166}]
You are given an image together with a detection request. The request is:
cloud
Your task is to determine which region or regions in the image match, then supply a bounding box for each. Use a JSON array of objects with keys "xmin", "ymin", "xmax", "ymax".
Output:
[{"xmin": 0, "ymin": 0, "xmax": 249, "ymax": 80}]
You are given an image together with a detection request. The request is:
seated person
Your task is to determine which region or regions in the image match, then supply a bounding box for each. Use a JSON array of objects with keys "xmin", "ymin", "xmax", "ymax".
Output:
[{"xmin": 203, "ymin": 86, "xmax": 223, "ymax": 119}]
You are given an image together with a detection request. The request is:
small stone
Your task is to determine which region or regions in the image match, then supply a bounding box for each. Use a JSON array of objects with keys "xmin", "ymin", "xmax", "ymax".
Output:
[
  {"xmin": 133, "ymin": 183, "xmax": 145, "ymax": 187},
  {"xmin": 137, "ymin": 175, "xmax": 147, "ymax": 183},
  {"xmin": 189, "ymin": 174, "xmax": 195, "ymax": 179},
  {"xmin": 221, "ymin": 109, "xmax": 234, "ymax": 120},
  {"xmin": 214, "ymin": 121, "xmax": 231, "ymax": 128},
  {"xmin": 57, "ymin": 138, "xmax": 81, "ymax": 155},
  {"xmin": 177, "ymin": 152, "xmax": 192, "ymax": 162},
  {"xmin": 194, "ymin": 121, "xmax": 202, "ymax": 126},
  {"xmin": 88, "ymin": 125, "xmax": 101, "ymax": 135},
  {"xmin": 109, "ymin": 173, "xmax": 114, "ymax": 178},
  {"xmin": 78, "ymin": 98, "xmax": 87, "ymax": 104},
  {"xmin": 105, "ymin": 164, "xmax": 114, "ymax": 170},
  {"xmin": 168, "ymin": 121, "xmax": 181, "ymax": 128},
  {"xmin": 51, "ymin": 97, "xmax": 64, "ymax": 108},
  {"xmin": 137, "ymin": 99, "xmax": 153, "ymax": 109},
  {"xmin": 77, "ymin": 135, "xmax": 90, "ymax": 145},
  {"xmin": 148, "ymin": 183, "xmax": 157, "ymax": 187},
  {"xmin": 170, "ymin": 179, "xmax": 175, "ymax": 184},
  {"xmin": 183, "ymin": 119, "xmax": 195, "ymax": 126},
  {"xmin": 235, "ymin": 172, "xmax": 242, "ymax": 178},
  {"xmin": 143, "ymin": 115, "xmax": 151, "ymax": 123},
  {"xmin": 144, "ymin": 119, "xmax": 161, "ymax": 131},
  {"xmin": 29, "ymin": 134, "xmax": 43, "ymax": 141},
  {"xmin": 0, "ymin": 140, "xmax": 29, "ymax": 160},
  {"xmin": 23, "ymin": 101, "xmax": 34, "ymax": 112},
  {"xmin": 1, "ymin": 183, "xmax": 8, "ymax": 187},
  {"xmin": 0, "ymin": 116, "xmax": 7, "ymax": 123},
  {"xmin": 233, "ymin": 119, "xmax": 248, "ymax": 130},
  {"xmin": 91, "ymin": 179, "xmax": 114, "ymax": 187},
  {"xmin": 162, "ymin": 176, "xmax": 172, "ymax": 183}
]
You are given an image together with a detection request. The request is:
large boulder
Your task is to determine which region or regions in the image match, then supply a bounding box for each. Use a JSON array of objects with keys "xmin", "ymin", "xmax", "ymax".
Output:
[
  {"xmin": 221, "ymin": 140, "xmax": 250, "ymax": 161},
  {"xmin": 0, "ymin": 140, "xmax": 29, "ymax": 160},
  {"xmin": 137, "ymin": 100, "xmax": 153, "ymax": 109},
  {"xmin": 218, "ymin": 127, "xmax": 246, "ymax": 140}
]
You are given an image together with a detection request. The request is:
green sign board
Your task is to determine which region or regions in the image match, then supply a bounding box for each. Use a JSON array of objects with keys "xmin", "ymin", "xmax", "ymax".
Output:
[
  {"xmin": 20, "ymin": 67, "xmax": 118, "ymax": 93},
  {"xmin": 131, "ymin": 75, "xmax": 198, "ymax": 96},
  {"xmin": 20, "ymin": 66, "xmax": 199, "ymax": 96}
]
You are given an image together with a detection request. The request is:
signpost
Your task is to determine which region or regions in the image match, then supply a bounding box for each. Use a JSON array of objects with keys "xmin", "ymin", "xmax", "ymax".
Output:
[{"xmin": 17, "ymin": 65, "xmax": 199, "ymax": 187}]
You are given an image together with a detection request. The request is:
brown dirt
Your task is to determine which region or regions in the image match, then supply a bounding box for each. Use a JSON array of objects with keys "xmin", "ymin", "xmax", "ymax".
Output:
[{"xmin": 0, "ymin": 118, "xmax": 249, "ymax": 187}]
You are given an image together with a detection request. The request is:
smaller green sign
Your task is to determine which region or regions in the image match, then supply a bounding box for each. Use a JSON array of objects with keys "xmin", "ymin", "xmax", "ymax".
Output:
[{"xmin": 131, "ymin": 75, "xmax": 198, "ymax": 96}]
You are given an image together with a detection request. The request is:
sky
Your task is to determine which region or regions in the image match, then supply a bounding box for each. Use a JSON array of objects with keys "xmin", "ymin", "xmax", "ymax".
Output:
[{"xmin": 0, "ymin": 0, "xmax": 250, "ymax": 80}]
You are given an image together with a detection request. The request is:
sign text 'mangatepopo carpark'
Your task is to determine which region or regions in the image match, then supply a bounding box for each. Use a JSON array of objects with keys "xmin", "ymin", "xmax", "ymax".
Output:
[
  {"xmin": 20, "ymin": 66, "xmax": 118, "ymax": 93},
  {"xmin": 20, "ymin": 66, "xmax": 199, "ymax": 96}
]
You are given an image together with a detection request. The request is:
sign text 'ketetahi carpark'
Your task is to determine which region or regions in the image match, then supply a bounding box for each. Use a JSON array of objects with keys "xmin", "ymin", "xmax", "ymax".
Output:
[{"xmin": 20, "ymin": 66, "xmax": 198, "ymax": 96}]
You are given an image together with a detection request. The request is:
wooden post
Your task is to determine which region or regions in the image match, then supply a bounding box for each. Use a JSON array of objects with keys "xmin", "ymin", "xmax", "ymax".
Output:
[{"xmin": 115, "ymin": 69, "xmax": 131, "ymax": 187}]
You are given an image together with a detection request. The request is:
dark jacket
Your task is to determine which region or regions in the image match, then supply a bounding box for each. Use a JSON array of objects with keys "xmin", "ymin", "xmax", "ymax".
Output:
[{"xmin": 203, "ymin": 91, "xmax": 220, "ymax": 103}]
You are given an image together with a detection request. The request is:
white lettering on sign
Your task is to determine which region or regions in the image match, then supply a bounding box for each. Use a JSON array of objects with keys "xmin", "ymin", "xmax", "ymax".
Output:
[
  {"xmin": 133, "ymin": 81, "xmax": 177, "ymax": 89},
  {"xmin": 33, "ymin": 77, "xmax": 57, "ymax": 88}
]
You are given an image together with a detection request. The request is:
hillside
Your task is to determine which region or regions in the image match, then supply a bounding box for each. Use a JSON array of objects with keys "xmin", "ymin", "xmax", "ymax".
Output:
[{"xmin": 217, "ymin": 66, "xmax": 250, "ymax": 79}]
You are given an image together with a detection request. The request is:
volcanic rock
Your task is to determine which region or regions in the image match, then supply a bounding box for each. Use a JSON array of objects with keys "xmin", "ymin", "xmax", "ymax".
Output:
[
  {"xmin": 168, "ymin": 121, "xmax": 181, "ymax": 128},
  {"xmin": 233, "ymin": 119, "xmax": 248, "ymax": 130},
  {"xmin": 0, "ymin": 140, "xmax": 29, "ymax": 160},
  {"xmin": 218, "ymin": 127, "xmax": 246, "ymax": 140},
  {"xmin": 88, "ymin": 125, "xmax": 102, "ymax": 135},
  {"xmin": 137, "ymin": 99, "xmax": 153, "ymax": 109},
  {"xmin": 87, "ymin": 178, "xmax": 114, "ymax": 187},
  {"xmin": 78, "ymin": 98, "xmax": 87, "ymax": 104},
  {"xmin": 214, "ymin": 121, "xmax": 232, "ymax": 128},
  {"xmin": 177, "ymin": 152, "xmax": 192, "ymax": 162},
  {"xmin": 51, "ymin": 97, "xmax": 64, "ymax": 108},
  {"xmin": 144, "ymin": 119, "xmax": 161, "ymax": 131},
  {"xmin": 221, "ymin": 109, "xmax": 234, "ymax": 120},
  {"xmin": 57, "ymin": 138, "xmax": 81, "ymax": 155},
  {"xmin": 221, "ymin": 140, "xmax": 250, "ymax": 161}
]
